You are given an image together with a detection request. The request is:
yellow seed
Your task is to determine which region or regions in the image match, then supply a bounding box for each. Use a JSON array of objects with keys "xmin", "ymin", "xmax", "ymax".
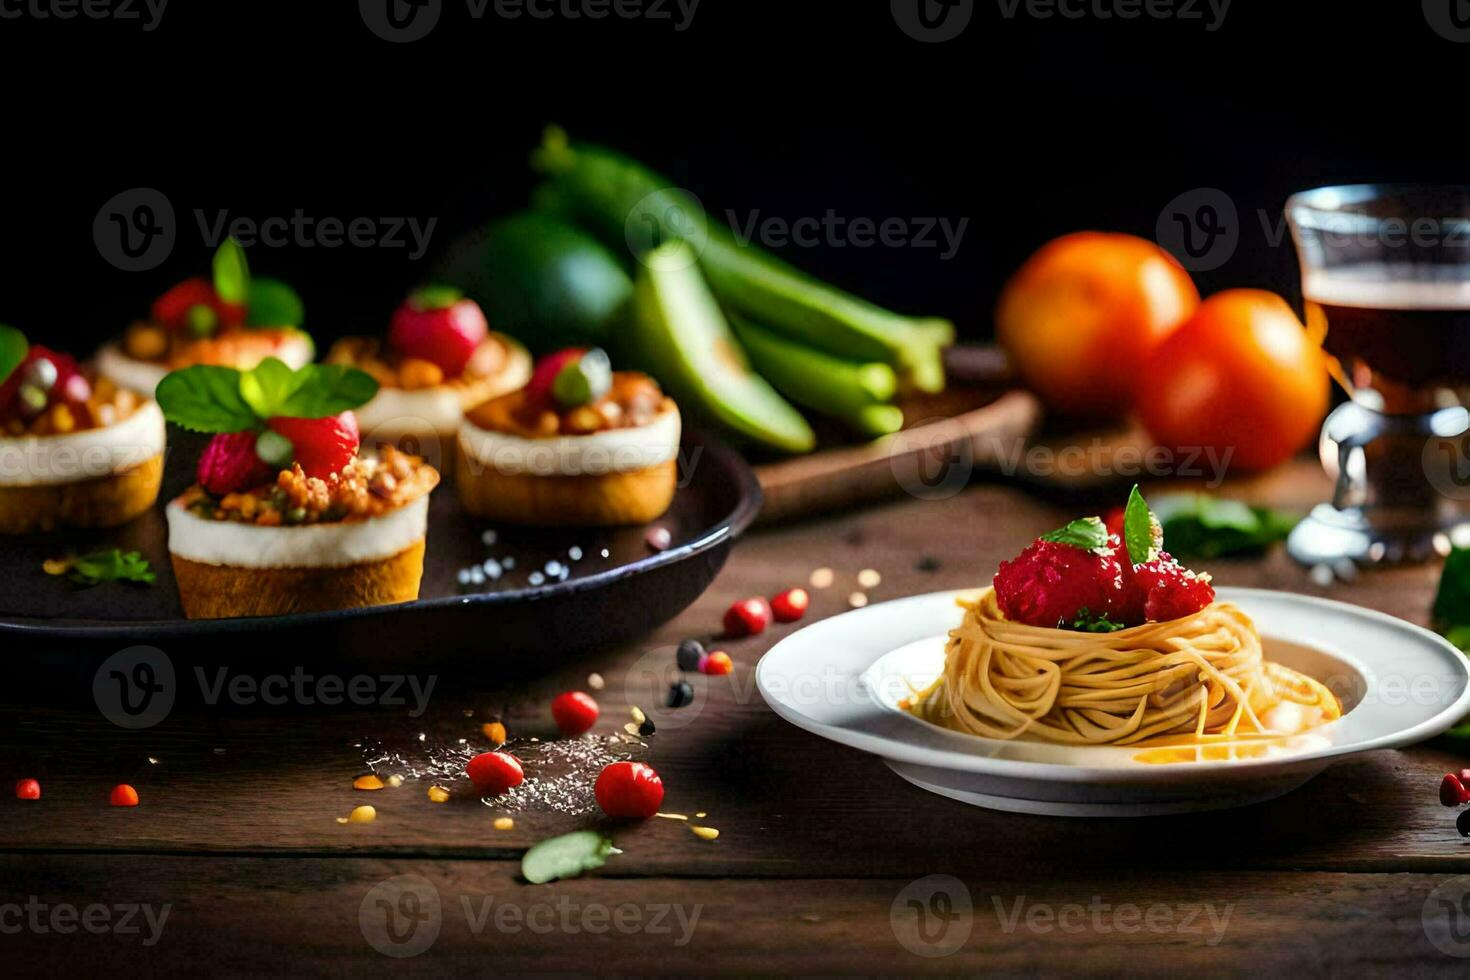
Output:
[
  {"xmin": 353, "ymin": 774, "xmax": 385, "ymax": 791},
  {"xmin": 848, "ymin": 592, "xmax": 869, "ymax": 609},
  {"xmin": 623, "ymin": 722, "xmax": 640, "ymax": 736},
  {"xmin": 493, "ymin": 817, "xmax": 515, "ymax": 830},
  {"xmin": 50, "ymin": 404, "xmax": 75, "ymax": 434},
  {"xmin": 630, "ymin": 706, "xmax": 646, "ymax": 726},
  {"xmin": 691, "ymin": 825, "xmax": 720, "ymax": 841},
  {"xmin": 348, "ymin": 805, "xmax": 377, "ymax": 823},
  {"xmin": 858, "ymin": 568, "xmax": 882, "ymax": 589},
  {"xmin": 42, "ymin": 557, "xmax": 72, "ymax": 576},
  {"xmin": 386, "ymin": 774, "xmax": 404, "ymax": 788},
  {"xmin": 483, "ymin": 722, "xmax": 507, "ymax": 745},
  {"xmin": 655, "ymin": 812, "xmax": 688, "ymax": 821},
  {"xmin": 810, "ymin": 567, "xmax": 835, "ymax": 589},
  {"xmin": 588, "ymin": 673, "xmax": 605, "ymax": 690},
  {"xmin": 427, "ymin": 786, "xmax": 450, "ymax": 804},
  {"xmin": 695, "ymin": 812, "xmax": 707, "ymax": 819},
  {"xmin": 335, "ymin": 817, "xmax": 349, "ymax": 825}
]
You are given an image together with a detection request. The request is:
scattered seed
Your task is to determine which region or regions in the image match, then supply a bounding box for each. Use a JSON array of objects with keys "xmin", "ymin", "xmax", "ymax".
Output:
[
  {"xmin": 502, "ymin": 557, "xmax": 516, "ymax": 570},
  {"xmin": 849, "ymin": 591, "xmax": 869, "ymax": 609},
  {"xmin": 481, "ymin": 529, "xmax": 499, "ymax": 546},
  {"xmin": 638, "ymin": 718, "xmax": 656, "ymax": 737},
  {"xmin": 588, "ymin": 672, "xmax": 605, "ymax": 691},
  {"xmin": 691, "ymin": 825, "xmax": 720, "ymax": 841},
  {"xmin": 569, "ymin": 546, "xmax": 583, "ymax": 561},
  {"xmin": 529, "ymin": 571, "xmax": 546, "ymax": 586},
  {"xmin": 427, "ymin": 786, "xmax": 450, "ymax": 803},
  {"xmin": 656, "ymin": 812, "xmax": 689, "ymax": 821},
  {"xmin": 809, "ymin": 566, "xmax": 835, "ymax": 589},
  {"xmin": 42, "ymin": 557, "xmax": 71, "ymax": 576},
  {"xmin": 667, "ymin": 680, "xmax": 695, "ymax": 709},
  {"xmin": 916, "ymin": 555, "xmax": 942, "ymax": 572},
  {"xmin": 545, "ymin": 561, "xmax": 565, "ymax": 577},
  {"xmin": 624, "ymin": 722, "xmax": 640, "ymax": 735},
  {"xmin": 348, "ymin": 805, "xmax": 377, "ymax": 823},
  {"xmin": 482, "ymin": 559, "xmax": 503, "ymax": 580},
  {"xmin": 386, "ymin": 774, "xmax": 404, "ymax": 788},
  {"xmin": 354, "ymin": 774, "xmax": 385, "ymax": 791},
  {"xmin": 677, "ymin": 639, "xmax": 706, "ymax": 672},
  {"xmin": 630, "ymin": 706, "xmax": 647, "ymax": 726},
  {"xmin": 858, "ymin": 568, "xmax": 882, "ymax": 589},
  {"xmin": 600, "ymin": 548, "xmax": 610, "ymax": 559},
  {"xmin": 695, "ymin": 812, "xmax": 707, "ymax": 819},
  {"xmin": 646, "ymin": 526, "xmax": 672, "ymax": 552},
  {"xmin": 494, "ymin": 816, "xmax": 515, "ymax": 831},
  {"xmin": 483, "ymin": 722, "xmax": 507, "ymax": 746},
  {"xmin": 457, "ymin": 568, "xmax": 472, "ymax": 586},
  {"xmin": 335, "ymin": 816, "xmax": 349, "ymax": 824},
  {"xmin": 147, "ymin": 757, "xmax": 159, "ymax": 765}
]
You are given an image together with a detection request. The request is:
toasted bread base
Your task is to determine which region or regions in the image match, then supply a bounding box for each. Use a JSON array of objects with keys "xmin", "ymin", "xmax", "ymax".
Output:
[
  {"xmin": 0, "ymin": 453, "xmax": 164, "ymax": 534},
  {"xmin": 171, "ymin": 539, "xmax": 426, "ymax": 619},
  {"xmin": 455, "ymin": 451, "xmax": 676, "ymax": 527}
]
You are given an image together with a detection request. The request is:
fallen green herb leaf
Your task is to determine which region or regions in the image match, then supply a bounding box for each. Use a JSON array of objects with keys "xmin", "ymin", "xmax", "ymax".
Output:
[
  {"xmin": 521, "ymin": 830, "xmax": 617, "ymax": 885},
  {"xmin": 60, "ymin": 549, "xmax": 155, "ymax": 587},
  {"xmin": 1149, "ymin": 494, "xmax": 1300, "ymax": 559}
]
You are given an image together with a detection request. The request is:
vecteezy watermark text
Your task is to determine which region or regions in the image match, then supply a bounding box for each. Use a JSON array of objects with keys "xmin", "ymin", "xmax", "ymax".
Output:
[
  {"xmin": 996, "ymin": 0, "xmax": 1230, "ymax": 30},
  {"xmin": 359, "ymin": 0, "xmax": 699, "ymax": 43},
  {"xmin": 0, "ymin": 897, "xmax": 171, "ymax": 946},
  {"xmin": 0, "ymin": 0, "xmax": 168, "ymax": 31},
  {"xmin": 726, "ymin": 210, "xmax": 969, "ymax": 261},
  {"xmin": 991, "ymin": 895, "xmax": 1233, "ymax": 944}
]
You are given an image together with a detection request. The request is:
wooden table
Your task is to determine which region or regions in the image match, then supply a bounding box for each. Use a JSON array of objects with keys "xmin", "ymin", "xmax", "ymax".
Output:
[{"xmin": 5, "ymin": 461, "xmax": 1469, "ymax": 975}]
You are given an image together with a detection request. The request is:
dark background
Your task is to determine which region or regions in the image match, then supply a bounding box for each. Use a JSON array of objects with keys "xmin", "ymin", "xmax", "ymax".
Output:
[{"xmin": 1, "ymin": 0, "xmax": 1462, "ymax": 353}]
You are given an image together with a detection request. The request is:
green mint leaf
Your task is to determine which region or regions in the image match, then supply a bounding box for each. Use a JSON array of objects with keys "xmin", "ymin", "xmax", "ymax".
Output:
[
  {"xmin": 65, "ymin": 549, "xmax": 154, "ymax": 587},
  {"xmin": 521, "ymin": 830, "xmax": 617, "ymax": 885},
  {"xmin": 1123, "ymin": 484, "xmax": 1161, "ymax": 565},
  {"xmin": 245, "ymin": 278, "xmax": 305, "ymax": 328},
  {"xmin": 239, "ymin": 357, "xmax": 308, "ymax": 419},
  {"xmin": 156, "ymin": 365, "xmax": 259, "ymax": 433},
  {"xmin": 1039, "ymin": 516, "xmax": 1108, "ymax": 551},
  {"xmin": 408, "ymin": 284, "xmax": 463, "ymax": 312},
  {"xmin": 0, "ymin": 323, "xmax": 28, "ymax": 386},
  {"xmin": 1151, "ymin": 494, "xmax": 1300, "ymax": 559},
  {"xmin": 1435, "ymin": 549, "xmax": 1470, "ymax": 635},
  {"xmin": 213, "ymin": 238, "xmax": 251, "ymax": 305},
  {"xmin": 1070, "ymin": 608, "xmax": 1127, "ymax": 633},
  {"xmin": 274, "ymin": 364, "xmax": 379, "ymax": 419}
]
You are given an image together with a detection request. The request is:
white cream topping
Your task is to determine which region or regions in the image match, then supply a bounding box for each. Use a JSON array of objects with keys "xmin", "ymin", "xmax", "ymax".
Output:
[
  {"xmin": 97, "ymin": 334, "xmax": 315, "ymax": 397},
  {"xmin": 166, "ymin": 493, "xmax": 430, "ymax": 569},
  {"xmin": 458, "ymin": 405, "xmax": 681, "ymax": 477},
  {"xmin": 0, "ymin": 400, "xmax": 166, "ymax": 487},
  {"xmin": 356, "ymin": 386, "xmax": 469, "ymax": 441}
]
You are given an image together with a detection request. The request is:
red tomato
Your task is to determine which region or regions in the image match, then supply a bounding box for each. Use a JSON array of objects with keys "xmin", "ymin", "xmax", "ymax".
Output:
[
  {"xmin": 1138, "ymin": 289, "xmax": 1328, "ymax": 472},
  {"xmin": 465, "ymin": 751, "xmax": 524, "ymax": 796},
  {"xmin": 15, "ymin": 778, "xmax": 40, "ymax": 800},
  {"xmin": 109, "ymin": 784, "xmax": 139, "ymax": 807},
  {"xmin": 550, "ymin": 691, "xmax": 599, "ymax": 736},
  {"xmin": 723, "ymin": 597, "xmax": 772, "ymax": 638},
  {"xmin": 594, "ymin": 761, "xmax": 664, "ymax": 819},
  {"xmin": 997, "ymin": 232, "xmax": 1199, "ymax": 418}
]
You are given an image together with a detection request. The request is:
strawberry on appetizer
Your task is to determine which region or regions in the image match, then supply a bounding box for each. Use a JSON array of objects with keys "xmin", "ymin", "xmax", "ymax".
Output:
[
  {"xmin": 0, "ymin": 325, "xmax": 165, "ymax": 533},
  {"xmin": 97, "ymin": 240, "xmax": 314, "ymax": 397},
  {"xmin": 324, "ymin": 286, "xmax": 531, "ymax": 455},
  {"xmin": 993, "ymin": 487, "xmax": 1215, "ymax": 630},
  {"xmin": 456, "ymin": 347, "xmax": 681, "ymax": 527},
  {"xmin": 156, "ymin": 358, "xmax": 439, "ymax": 619}
]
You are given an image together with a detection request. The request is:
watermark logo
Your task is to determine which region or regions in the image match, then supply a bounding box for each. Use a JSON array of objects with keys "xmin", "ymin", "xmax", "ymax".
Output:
[
  {"xmin": 361, "ymin": 0, "xmax": 699, "ymax": 41},
  {"xmin": 996, "ymin": 0, "xmax": 1231, "ymax": 31},
  {"xmin": 890, "ymin": 418, "xmax": 976, "ymax": 501},
  {"xmin": 891, "ymin": 875, "xmax": 973, "ymax": 957},
  {"xmin": 624, "ymin": 644, "xmax": 704, "ymax": 729},
  {"xmin": 892, "ymin": 0, "xmax": 974, "ymax": 42},
  {"xmin": 1156, "ymin": 187, "xmax": 1239, "ymax": 272},
  {"xmin": 1424, "ymin": 422, "xmax": 1470, "ymax": 502},
  {"xmin": 1424, "ymin": 0, "xmax": 1470, "ymax": 42},
  {"xmin": 94, "ymin": 645, "xmax": 175, "ymax": 730},
  {"xmin": 624, "ymin": 188, "xmax": 710, "ymax": 269},
  {"xmin": 93, "ymin": 187, "xmax": 176, "ymax": 272},
  {"xmin": 992, "ymin": 895, "xmax": 1232, "ymax": 943},
  {"xmin": 360, "ymin": 0, "xmax": 442, "ymax": 42},
  {"xmin": 1423, "ymin": 876, "xmax": 1470, "ymax": 957},
  {"xmin": 360, "ymin": 875, "xmax": 443, "ymax": 958}
]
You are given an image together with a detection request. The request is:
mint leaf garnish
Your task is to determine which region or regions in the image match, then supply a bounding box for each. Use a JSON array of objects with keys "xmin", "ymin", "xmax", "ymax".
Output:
[
  {"xmin": 1123, "ymin": 484, "xmax": 1161, "ymax": 565},
  {"xmin": 61, "ymin": 549, "xmax": 155, "ymax": 587},
  {"xmin": 245, "ymin": 278, "xmax": 305, "ymax": 328},
  {"xmin": 1150, "ymin": 494, "xmax": 1300, "ymax": 559},
  {"xmin": 157, "ymin": 365, "xmax": 260, "ymax": 433},
  {"xmin": 1039, "ymin": 516, "xmax": 1108, "ymax": 551},
  {"xmin": 521, "ymin": 830, "xmax": 617, "ymax": 885},
  {"xmin": 213, "ymin": 238, "xmax": 251, "ymax": 305},
  {"xmin": 1070, "ymin": 608, "xmax": 1127, "ymax": 633},
  {"xmin": 158, "ymin": 360, "xmax": 378, "ymax": 433},
  {"xmin": 408, "ymin": 284, "xmax": 463, "ymax": 312},
  {"xmin": 0, "ymin": 324, "xmax": 27, "ymax": 387}
]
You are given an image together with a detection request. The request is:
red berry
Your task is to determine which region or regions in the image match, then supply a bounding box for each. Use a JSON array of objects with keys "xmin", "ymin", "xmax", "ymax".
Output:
[
  {"xmin": 702, "ymin": 651, "xmax": 734, "ymax": 675},
  {"xmin": 525, "ymin": 348, "xmax": 587, "ymax": 406},
  {"xmin": 388, "ymin": 295, "xmax": 488, "ymax": 378},
  {"xmin": 152, "ymin": 277, "xmax": 218, "ymax": 330},
  {"xmin": 1442, "ymin": 773, "xmax": 1470, "ymax": 807},
  {"xmin": 267, "ymin": 412, "xmax": 360, "ymax": 480},
  {"xmin": 197, "ymin": 431, "xmax": 274, "ymax": 495},
  {"xmin": 15, "ymin": 778, "xmax": 40, "ymax": 800},
  {"xmin": 724, "ymin": 597, "xmax": 772, "ymax": 638},
  {"xmin": 771, "ymin": 588, "xmax": 809, "ymax": 623},
  {"xmin": 551, "ymin": 691, "xmax": 599, "ymax": 736},
  {"xmin": 1461, "ymin": 768, "xmax": 1470, "ymax": 786},
  {"xmin": 594, "ymin": 761, "xmax": 664, "ymax": 819},
  {"xmin": 1131, "ymin": 553, "xmax": 1215, "ymax": 622},
  {"xmin": 465, "ymin": 751, "xmax": 524, "ymax": 796},
  {"xmin": 109, "ymin": 784, "xmax": 139, "ymax": 807},
  {"xmin": 993, "ymin": 538, "xmax": 1128, "ymax": 629}
]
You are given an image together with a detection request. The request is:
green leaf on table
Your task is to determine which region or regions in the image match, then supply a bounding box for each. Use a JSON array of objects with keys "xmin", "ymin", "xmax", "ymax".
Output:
[
  {"xmin": 521, "ymin": 830, "xmax": 618, "ymax": 884},
  {"xmin": 0, "ymin": 323, "xmax": 27, "ymax": 385},
  {"xmin": 274, "ymin": 364, "xmax": 378, "ymax": 419},
  {"xmin": 1434, "ymin": 548, "xmax": 1470, "ymax": 637},
  {"xmin": 156, "ymin": 365, "xmax": 259, "ymax": 433},
  {"xmin": 63, "ymin": 549, "xmax": 154, "ymax": 587},
  {"xmin": 1149, "ymin": 494, "xmax": 1301, "ymax": 560},
  {"xmin": 245, "ymin": 278, "xmax": 305, "ymax": 328},
  {"xmin": 1039, "ymin": 516, "xmax": 1108, "ymax": 551},
  {"xmin": 213, "ymin": 238, "xmax": 251, "ymax": 305},
  {"xmin": 1122, "ymin": 484, "xmax": 1161, "ymax": 565}
]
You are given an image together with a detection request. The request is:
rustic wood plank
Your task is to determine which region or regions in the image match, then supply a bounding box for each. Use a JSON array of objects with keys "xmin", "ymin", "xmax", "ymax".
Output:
[{"xmin": 0, "ymin": 854, "xmax": 1465, "ymax": 975}]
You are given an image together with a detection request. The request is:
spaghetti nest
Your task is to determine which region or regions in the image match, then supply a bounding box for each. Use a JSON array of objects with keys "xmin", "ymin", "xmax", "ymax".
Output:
[{"xmin": 909, "ymin": 589, "xmax": 1341, "ymax": 746}]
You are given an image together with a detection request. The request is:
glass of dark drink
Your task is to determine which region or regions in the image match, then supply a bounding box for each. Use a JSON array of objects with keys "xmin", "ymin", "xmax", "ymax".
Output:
[{"xmin": 1286, "ymin": 184, "xmax": 1470, "ymax": 565}]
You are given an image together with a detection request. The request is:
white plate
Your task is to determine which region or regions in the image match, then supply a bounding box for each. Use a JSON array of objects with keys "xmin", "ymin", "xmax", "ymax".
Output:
[{"xmin": 756, "ymin": 588, "xmax": 1470, "ymax": 816}]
